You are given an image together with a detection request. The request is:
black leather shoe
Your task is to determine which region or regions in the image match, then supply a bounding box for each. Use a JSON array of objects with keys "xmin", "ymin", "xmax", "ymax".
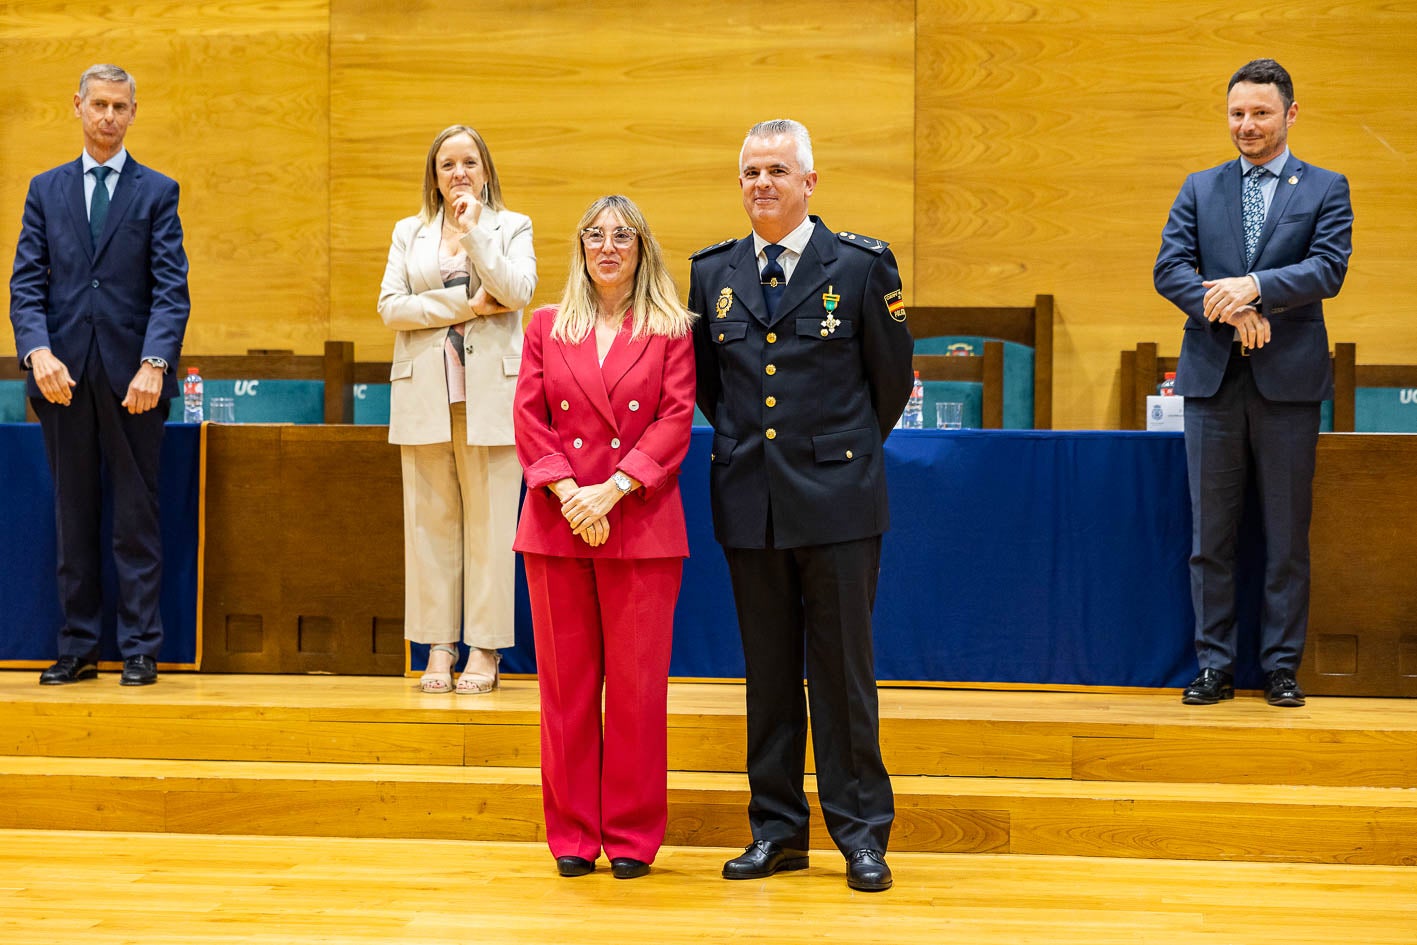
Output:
[
  {"xmin": 722, "ymin": 840, "xmax": 809, "ymax": 879},
  {"xmin": 120, "ymin": 655, "xmax": 158, "ymax": 686},
  {"xmin": 39, "ymin": 655, "xmax": 98, "ymax": 685},
  {"xmin": 1265, "ymin": 670, "xmax": 1306, "ymax": 707},
  {"xmin": 846, "ymin": 849, "xmax": 892, "ymax": 891},
  {"xmin": 1181, "ymin": 668, "xmax": 1233, "ymax": 705},
  {"xmin": 556, "ymin": 856, "xmax": 594, "ymax": 877},
  {"xmin": 611, "ymin": 857, "xmax": 649, "ymax": 879}
]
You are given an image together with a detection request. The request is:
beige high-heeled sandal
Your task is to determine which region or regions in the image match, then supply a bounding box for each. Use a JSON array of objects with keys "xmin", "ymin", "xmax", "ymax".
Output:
[
  {"xmin": 419, "ymin": 643, "xmax": 459, "ymax": 694},
  {"xmin": 456, "ymin": 649, "xmax": 501, "ymax": 694}
]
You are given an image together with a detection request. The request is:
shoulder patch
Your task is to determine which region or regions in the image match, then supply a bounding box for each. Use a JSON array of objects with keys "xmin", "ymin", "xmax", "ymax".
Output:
[
  {"xmin": 837, "ymin": 231, "xmax": 889, "ymax": 255},
  {"xmin": 690, "ymin": 238, "xmax": 737, "ymax": 260}
]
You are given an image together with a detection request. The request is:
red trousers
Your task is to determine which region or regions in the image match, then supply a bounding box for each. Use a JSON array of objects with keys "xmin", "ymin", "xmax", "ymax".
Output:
[{"xmin": 523, "ymin": 553, "xmax": 681, "ymax": 863}]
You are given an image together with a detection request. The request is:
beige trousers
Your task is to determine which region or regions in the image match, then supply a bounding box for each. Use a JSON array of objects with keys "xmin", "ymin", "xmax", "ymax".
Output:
[{"xmin": 399, "ymin": 402, "xmax": 519, "ymax": 649}]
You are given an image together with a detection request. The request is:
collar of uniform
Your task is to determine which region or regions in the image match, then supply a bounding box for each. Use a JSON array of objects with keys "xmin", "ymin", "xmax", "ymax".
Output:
[{"xmin": 752, "ymin": 215, "xmax": 816, "ymax": 263}]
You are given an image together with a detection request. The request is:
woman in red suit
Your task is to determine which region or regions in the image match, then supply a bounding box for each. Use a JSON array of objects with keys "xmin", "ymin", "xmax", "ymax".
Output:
[{"xmin": 513, "ymin": 195, "xmax": 696, "ymax": 880}]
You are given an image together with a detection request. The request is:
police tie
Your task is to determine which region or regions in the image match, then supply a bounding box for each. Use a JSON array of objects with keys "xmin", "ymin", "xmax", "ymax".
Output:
[
  {"xmin": 1242, "ymin": 165, "xmax": 1268, "ymax": 266},
  {"xmin": 89, "ymin": 165, "xmax": 112, "ymax": 249},
  {"xmin": 761, "ymin": 244, "xmax": 786, "ymax": 319}
]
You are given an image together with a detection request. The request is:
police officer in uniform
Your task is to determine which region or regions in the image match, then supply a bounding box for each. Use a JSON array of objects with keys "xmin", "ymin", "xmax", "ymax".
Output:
[{"xmin": 689, "ymin": 119, "xmax": 913, "ymax": 892}]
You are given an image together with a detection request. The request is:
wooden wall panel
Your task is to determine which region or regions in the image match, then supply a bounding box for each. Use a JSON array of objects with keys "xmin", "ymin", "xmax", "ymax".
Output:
[
  {"xmin": 0, "ymin": 1, "xmax": 329, "ymax": 359},
  {"xmin": 329, "ymin": 0, "xmax": 915, "ymax": 356},
  {"xmin": 916, "ymin": 1, "xmax": 1417, "ymax": 428}
]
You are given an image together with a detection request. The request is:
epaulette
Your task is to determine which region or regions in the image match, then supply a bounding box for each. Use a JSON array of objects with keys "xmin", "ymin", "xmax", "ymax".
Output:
[
  {"xmin": 690, "ymin": 238, "xmax": 736, "ymax": 260},
  {"xmin": 836, "ymin": 231, "xmax": 889, "ymax": 254}
]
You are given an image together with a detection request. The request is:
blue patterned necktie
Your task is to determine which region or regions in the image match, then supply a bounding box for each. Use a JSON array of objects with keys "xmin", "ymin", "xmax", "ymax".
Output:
[
  {"xmin": 1242, "ymin": 165, "xmax": 1268, "ymax": 265},
  {"xmin": 761, "ymin": 244, "xmax": 786, "ymax": 318},
  {"xmin": 89, "ymin": 165, "xmax": 112, "ymax": 248}
]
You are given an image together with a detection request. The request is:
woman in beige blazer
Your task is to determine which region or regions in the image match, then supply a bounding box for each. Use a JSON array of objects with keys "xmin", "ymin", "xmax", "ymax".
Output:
[{"xmin": 378, "ymin": 124, "xmax": 537, "ymax": 693}]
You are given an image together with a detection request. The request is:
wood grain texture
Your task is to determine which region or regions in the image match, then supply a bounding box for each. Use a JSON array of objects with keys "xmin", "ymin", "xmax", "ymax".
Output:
[
  {"xmin": 915, "ymin": 0, "xmax": 1417, "ymax": 428},
  {"xmin": 329, "ymin": 0, "xmax": 914, "ymax": 356},
  {"xmin": 4, "ymin": 830, "xmax": 1415, "ymax": 945},
  {"xmin": 0, "ymin": 2, "xmax": 331, "ymax": 358}
]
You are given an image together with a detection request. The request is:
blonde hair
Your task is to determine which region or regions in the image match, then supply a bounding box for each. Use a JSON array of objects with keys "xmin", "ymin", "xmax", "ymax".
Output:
[
  {"xmin": 551, "ymin": 195, "xmax": 696, "ymax": 344},
  {"xmin": 418, "ymin": 124, "xmax": 506, "ymax": 224}
]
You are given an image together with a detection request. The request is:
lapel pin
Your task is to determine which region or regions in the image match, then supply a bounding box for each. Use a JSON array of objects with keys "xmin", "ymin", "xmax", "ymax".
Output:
[{"xmin": 1288, "ymin": 175, "xmax": 1298, "ymax": 185}]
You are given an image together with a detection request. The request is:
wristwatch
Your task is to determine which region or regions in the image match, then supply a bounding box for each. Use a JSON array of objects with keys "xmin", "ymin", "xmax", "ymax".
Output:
[
  {"xmin": 142, "ymin": 357, "xmax": 168, "ymax": 371},
  {"xmin": 611, "ymin": 471, "xmax": 633, "ymax": 494}
]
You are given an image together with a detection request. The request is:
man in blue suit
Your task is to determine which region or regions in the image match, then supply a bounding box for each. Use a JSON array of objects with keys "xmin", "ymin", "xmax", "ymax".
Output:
[
  {"xmin": 9, "ymin": 64, "xmax": 191, "ymax": 686},
  {"xmin": 1154, "ymin": 59, "xmax": 1352, "ymax": 708}
]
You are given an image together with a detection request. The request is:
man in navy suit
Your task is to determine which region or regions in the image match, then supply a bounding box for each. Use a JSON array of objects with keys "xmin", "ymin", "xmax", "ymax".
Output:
[
  {"xmin": 690, "ymin": 119, "xmax": 913, "ymax": 891},
  {"xmin": 1154, "ymin": 59, "xmax": 1352, "ymax": 708},
  {"xmin": 9, "ymin": 64, "xmax": 191, "ymax": 686}
]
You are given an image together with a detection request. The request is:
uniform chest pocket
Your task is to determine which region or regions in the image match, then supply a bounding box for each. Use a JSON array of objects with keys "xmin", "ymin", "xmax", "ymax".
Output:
[
  {"xmin": 711, "ymin": 321, "xmax": 748, "ymax": 345},
  {"xmin": 796, "ymin": 317, "xmax": 855, "ymax": 340}
]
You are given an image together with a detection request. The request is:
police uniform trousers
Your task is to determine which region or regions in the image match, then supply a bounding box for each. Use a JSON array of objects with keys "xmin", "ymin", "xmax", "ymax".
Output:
[
  {"xmin": 523, "ymin": 552, "xmax": 681, "ymax": 864},
  {"xmin": 32, "ymin": 337, "xmax": 167, "ymax": 662},
  {"xmin": 1184, "ymin": 345, "xmax": 1320, "ymax": 674},
  {"xmin": 723, "ymin": 532, "xmax": 894, "ymax": 855},
  {"xmin": 398, "ymin": 401, "xmax": 518, "ymax": 650}
]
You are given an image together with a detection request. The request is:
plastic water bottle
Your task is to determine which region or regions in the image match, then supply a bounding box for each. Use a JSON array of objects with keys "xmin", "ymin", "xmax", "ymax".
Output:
[
  {"xmin": 1159, "ymin": 371, "xmax": 1177, "ymax": 397},
  {"xmin": 183, "ymin": 366, "xmax": 204, "ymax": 422},
  {"xmin": 902, "ymin": 370, "xmax": 924, "ymax": 429}
]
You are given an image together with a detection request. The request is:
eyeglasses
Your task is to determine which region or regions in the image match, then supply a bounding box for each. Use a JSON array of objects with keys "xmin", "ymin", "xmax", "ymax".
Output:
[{"xmin": 581, "ymin": 226, "xmax": 638, "ymax": 249}]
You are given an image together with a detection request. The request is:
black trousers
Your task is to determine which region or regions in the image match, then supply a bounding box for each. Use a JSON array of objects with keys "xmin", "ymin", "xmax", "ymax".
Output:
[
  {"xmin": 32, "ymin": 340, "xmax": 167, "ymax": 661},
  {"xmin": 1183, "ymin": 348, "xmax": 1320, "ymax": 674},
  {"xmin": 723, "ymin": 534, "xmax": 894, "ymax": 855}
]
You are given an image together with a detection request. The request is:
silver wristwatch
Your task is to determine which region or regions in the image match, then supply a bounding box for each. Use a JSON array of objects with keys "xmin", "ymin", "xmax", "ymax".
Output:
[{"xmin": 611, "ymin": 471, "xmax": 633, "ymax": 494}]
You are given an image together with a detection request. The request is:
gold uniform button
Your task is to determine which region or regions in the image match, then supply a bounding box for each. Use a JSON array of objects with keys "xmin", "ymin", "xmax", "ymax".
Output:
[
  {"xmin": 765, "ymin": 396, "xmax": 776, "ymax": 407},
  {"xmin": 766, "ymin": 332, "xmax": 777, "ymax": 344},
  {"xmin": 846, "ymin": 450, "xmax": 854, "ymax": 459},
  {"xmin": 820, "ymin": 329, "xmax": 828, "ymax": 337},
  {"xmin": 765, "ymin": 428, "xmax": 777, "ymax": 440},
  {"xmin": 717, "ymin": 332, "xmax": 725, "ymax": 342},
  {"xmin": 560, "ymin": 400, "xmax": 570, "ymax": 411},
  {"xmin": 765, "ymin": 364, "xmax": 776, "ymax": 376}
]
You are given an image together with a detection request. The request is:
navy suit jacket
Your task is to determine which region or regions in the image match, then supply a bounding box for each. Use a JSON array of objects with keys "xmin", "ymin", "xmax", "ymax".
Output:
[
  {"xmin": 10, "ymin": 154, "xmax": 191, "ymax": 399},
  {"xmin": 689, "ymin": 217, "xmax": 914, "ymax": 549},
  {"xmin": 1154, "ymin": 154, "xmax": 1352, "ymax": 401}
]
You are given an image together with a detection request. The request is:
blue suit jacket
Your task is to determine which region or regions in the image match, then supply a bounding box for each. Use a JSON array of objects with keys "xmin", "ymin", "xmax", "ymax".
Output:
[
  {"xmin": 9, "ymin": 154, "xmax": 191, "ymax": 399},
  {"xmin": 1154, "ymin": 154, "xmax": 1352, "ymax": 401}
]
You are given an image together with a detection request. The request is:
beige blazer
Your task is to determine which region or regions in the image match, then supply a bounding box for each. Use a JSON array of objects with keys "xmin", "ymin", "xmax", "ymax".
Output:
[{"xmin": 378, "ymin": 206, "xmax": 537, "ymax": 446}]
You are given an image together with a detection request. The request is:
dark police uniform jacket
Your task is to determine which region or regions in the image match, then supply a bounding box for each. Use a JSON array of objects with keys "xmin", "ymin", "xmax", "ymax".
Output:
[{"xmin": 689, "ymin": 216, "xmax": 914, "ymax": 550}]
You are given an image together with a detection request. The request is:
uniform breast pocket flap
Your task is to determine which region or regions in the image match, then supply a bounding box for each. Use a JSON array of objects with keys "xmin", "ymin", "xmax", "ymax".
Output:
[
  {"xmin": 812, "ymin": 427, "xmax": 875, "ymax": 464},
  {"xmin": 502, "ymin": 356, "xmax": 521, "ymax": 376},
  {"xmin": 712, "ymin": 322, "xmax": 748, "ymax": 345},
  {"xmin": 796, "ymin": 317, "xmax": 855, "ymax": 340},
  {"xmin": 389, "ymin": 359, "xmax": 414, "ymax": 382}
]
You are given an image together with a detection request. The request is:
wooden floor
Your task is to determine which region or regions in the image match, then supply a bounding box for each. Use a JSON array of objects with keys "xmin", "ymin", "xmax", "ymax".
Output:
[
  {"xmin": 3, "ymin": 830, "xmax": 1415, "ymax": 945},
  {"xmin": 3, "ymin": 671, "xmax": 1415, "ymax": 942}
]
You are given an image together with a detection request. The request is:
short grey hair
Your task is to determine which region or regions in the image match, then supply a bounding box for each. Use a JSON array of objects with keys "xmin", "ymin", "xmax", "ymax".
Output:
[
  {"xmin": 79, "ymin": 64, "xmax": 136, "ymax": 101},
  {"xmin": 740, "ymin": 119, "xmax": 814, "ymax": 173}
]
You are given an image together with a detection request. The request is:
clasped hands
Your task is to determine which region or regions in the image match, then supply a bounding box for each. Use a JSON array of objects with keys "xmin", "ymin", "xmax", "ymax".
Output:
[
  {"xmin": 1201, "ymin": 276, "xmax": 1271, "ymax": 350},
  {"xmin": 551, "ymin": 478, "xmax": 626, "ymax": 548}
]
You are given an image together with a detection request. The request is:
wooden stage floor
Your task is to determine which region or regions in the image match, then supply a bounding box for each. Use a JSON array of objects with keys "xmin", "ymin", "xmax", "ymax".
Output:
[{"xmin": 1, "ymin": 672, "xmax": 1414, "ymax": 942}]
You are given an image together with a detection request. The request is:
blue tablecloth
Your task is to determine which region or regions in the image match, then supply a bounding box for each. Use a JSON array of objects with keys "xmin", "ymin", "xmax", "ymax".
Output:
[
  {"xmin": 2, "ymin": 424, "xmax": 1264, "ymax": 688},
  {"xmin": 0, "ymin": 423, "xmax": 200, "ymax": 665}
]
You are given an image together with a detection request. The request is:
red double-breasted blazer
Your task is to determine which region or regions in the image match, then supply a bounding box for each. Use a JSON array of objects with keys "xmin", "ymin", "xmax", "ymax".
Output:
[{"xmin": 512, "ymin": 306, "xmax": 695, "ymax": 559}]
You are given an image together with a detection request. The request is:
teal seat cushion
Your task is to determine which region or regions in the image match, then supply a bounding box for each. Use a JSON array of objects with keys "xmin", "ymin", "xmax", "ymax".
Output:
[
  {"xmin": 913, "ymin": 335, "xmax": 1034, "ymax": 429},
  {"xmin": 0, "ymin": 380, "xmax": 28, "ymax": 422},
  {"xmin": 167, "ymin": 379, "xmax": 325, "ymax": 423},
  {"xmin": 1355, "ymin": 387, "xmax": 1417, "ymax": 432},
  {"xmin": 353, "ymin": 383, "xmax": 391, "ymax": 425}
]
